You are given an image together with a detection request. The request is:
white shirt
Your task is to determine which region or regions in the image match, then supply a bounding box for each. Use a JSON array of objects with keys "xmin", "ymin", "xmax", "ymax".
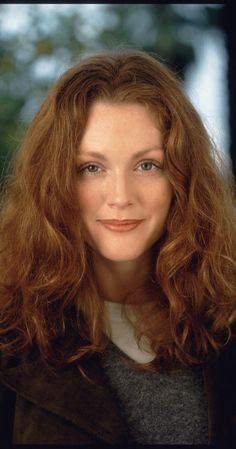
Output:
[{"xmin": 104, "ymin": 301, "xmax": 155, "ymax": 364}]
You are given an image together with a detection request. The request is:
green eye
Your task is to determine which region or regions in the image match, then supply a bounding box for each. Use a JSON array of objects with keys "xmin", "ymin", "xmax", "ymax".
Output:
[
  {"xmin": 141, "ymin": 162, "xmax": 155, "ymax": 170},
  {"xmin": 78, "ymin": 164, "xmax": 102, "ymax": 175},
  {"xmin": 84, "ymin": 164, "xmax": 100, "ymax": 172},
  {"xmin": 137, "ymin": 160, "xmax": 160, "ymax": 171}
]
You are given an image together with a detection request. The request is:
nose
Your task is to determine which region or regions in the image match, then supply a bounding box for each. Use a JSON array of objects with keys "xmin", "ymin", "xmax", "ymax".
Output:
[{"xmin": 106, "ymin": 172, "xmax": 134, "ymax": 208}]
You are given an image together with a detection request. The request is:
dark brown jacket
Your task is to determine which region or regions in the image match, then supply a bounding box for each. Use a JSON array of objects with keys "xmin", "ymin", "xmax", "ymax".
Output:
[{"xmin": 0, "ymin": 340, "xmax": 236, "ymax": 445}]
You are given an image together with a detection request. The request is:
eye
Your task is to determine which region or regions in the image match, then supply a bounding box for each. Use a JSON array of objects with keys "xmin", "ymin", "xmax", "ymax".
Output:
[
  {"xmin": 136, "ymin": 160, "xmax": 161, "ymax": 172},
  {"xmin": 77, "ymin": 163, "xmax": 103, "ymax": 175}
]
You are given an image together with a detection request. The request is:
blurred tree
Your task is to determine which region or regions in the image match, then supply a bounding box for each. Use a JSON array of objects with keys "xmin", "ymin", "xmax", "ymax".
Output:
[
  {"xmin": 0, "ymin": 3, "xmax": 230, "ymax": 190},
  {"xmin": 96, "ymin": 4, "xmax": 195, "ymax": 78}
]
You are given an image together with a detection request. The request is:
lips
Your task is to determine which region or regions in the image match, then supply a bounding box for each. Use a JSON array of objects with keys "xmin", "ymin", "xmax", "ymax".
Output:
[
  {"xmin": 98, "ymin": 219, "xmax": 143, "ymax": 232},
  {"xmin": 99, "ymin": 219, "xmax": 142, "ymax": 225}
]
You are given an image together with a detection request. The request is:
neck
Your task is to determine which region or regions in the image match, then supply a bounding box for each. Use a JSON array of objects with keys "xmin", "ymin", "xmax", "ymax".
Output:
[{"xmin": 92, "ymin": 250, "xmax": 154, "ymax": 304}]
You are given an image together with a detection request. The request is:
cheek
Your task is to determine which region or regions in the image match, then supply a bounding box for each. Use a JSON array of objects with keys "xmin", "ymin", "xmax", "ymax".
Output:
[
  {"xmin": 77, "ymin": 184, "xmax": 101, "ymax": 215},
  {"xmin": 146, "ymin": 180, "xmax": 173, "ymax": 211}
]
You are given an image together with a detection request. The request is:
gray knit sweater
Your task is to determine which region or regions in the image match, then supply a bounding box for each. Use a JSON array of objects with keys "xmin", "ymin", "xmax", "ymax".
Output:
[{"xmin": 101, "ymin": 341, "xmax": 209, "ymax": 444}]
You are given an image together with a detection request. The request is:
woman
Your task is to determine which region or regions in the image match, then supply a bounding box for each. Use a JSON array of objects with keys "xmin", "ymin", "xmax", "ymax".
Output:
[{"xmin": 0, "ymin": 49, "xmax": 236, "ymax": 445}]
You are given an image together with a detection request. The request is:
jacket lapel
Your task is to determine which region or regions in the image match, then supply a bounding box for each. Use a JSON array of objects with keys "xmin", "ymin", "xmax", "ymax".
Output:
[{"xmin": 0, "ymin": 353, "xmax": 127, "ymax": 444}]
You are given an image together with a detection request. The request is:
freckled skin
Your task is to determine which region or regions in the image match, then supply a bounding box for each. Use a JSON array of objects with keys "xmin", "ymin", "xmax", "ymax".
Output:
[{"xmin": 76, "ymin": 102, "xmax": 173, "ymax": 301}]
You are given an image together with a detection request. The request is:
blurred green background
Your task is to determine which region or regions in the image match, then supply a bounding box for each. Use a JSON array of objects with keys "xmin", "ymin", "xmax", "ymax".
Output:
[{"xmin": 1, "ymin": 4, "xmax": 235, "ymax": 190}]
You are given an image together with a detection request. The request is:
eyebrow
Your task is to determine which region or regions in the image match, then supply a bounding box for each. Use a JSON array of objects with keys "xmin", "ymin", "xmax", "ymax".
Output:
[{"xmin": 78, "ymin": 146, "xmax": 163, "ymax": 161}]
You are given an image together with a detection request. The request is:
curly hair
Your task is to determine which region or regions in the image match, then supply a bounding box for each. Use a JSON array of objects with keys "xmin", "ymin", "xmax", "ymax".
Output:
[{"xmin": 0, "ymin": 48, "xmax": 235, "ymax": 371}]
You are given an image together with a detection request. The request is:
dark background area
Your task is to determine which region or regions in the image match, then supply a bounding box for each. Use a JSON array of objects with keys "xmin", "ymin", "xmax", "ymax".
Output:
[{"xmin": 220, "ymin": 4, "xmax": 236, "ymax": 177}]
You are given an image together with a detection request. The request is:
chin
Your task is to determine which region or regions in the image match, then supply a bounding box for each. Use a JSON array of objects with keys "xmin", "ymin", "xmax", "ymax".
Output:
[
  {"xmin": 103, "ymin": 254, "xmax": 142, "ymax": 263},
  {"xmin": 93, "ymin": 244, "xmax": 152, "ymax": 263},
  {"xmin": 87, "ymin": 234, "xmax": 163, "ymax": 262}
]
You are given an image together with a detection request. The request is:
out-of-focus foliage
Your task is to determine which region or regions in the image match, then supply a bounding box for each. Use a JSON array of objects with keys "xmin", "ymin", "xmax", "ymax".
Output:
[{"xmin": 0, "ymin": 3, "xmax": 222, "ymax": 186}]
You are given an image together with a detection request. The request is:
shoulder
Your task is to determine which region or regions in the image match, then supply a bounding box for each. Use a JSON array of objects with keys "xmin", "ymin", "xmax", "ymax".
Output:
[
  {"xmin": 207, "ymin": 326, "xmax": 236, "ymax": 391},
  {"xmin": 0, "ymin": 344, "xmax": 56, "ymax": 398},
  {"xmin": 216, "ymin": 324, "xmax": 236, "ymax": 367},
  {"xmin": 0, "ymin": 343, "xmax": 39, "ymax": 373}
]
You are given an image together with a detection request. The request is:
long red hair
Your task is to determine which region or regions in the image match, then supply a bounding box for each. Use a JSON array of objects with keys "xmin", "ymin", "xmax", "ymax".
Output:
[{"xmin": 0, "ymin": 49, "xmax": 235, "ymax": 370}]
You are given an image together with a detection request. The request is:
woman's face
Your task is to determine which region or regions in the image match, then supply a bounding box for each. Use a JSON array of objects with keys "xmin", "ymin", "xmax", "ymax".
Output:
[{"xmin": 76, "ymin": 101, "xmax": 173, "ymax": 262}]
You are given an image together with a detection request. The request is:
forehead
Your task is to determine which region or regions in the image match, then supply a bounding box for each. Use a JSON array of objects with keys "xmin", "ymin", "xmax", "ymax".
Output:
[
  {"xmin": 79, "ymin": 101, "xmax": 162, "ymax": 152},
  {"xmin": 84, "ymin": 101, "xmax": 159, "ymax": 126}
]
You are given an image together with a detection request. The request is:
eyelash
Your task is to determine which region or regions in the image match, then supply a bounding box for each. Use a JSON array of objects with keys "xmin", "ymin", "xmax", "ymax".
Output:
[{"xmin": 77, "ymin": 160, "xmax": 162, "ymax": 176}]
